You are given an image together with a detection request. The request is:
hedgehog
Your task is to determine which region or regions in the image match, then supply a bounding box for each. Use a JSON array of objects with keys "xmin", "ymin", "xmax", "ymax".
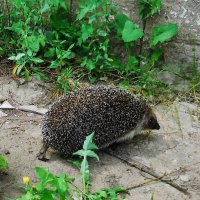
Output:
[{"xmin": 37, "ymin": 86, "xmax": 160, "ymax": 160}]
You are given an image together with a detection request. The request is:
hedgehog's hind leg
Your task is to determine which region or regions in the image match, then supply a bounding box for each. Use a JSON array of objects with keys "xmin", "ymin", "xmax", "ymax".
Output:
[{"xmin": 37, "ymin": 142, "xmax": 49, "ymax": 161}]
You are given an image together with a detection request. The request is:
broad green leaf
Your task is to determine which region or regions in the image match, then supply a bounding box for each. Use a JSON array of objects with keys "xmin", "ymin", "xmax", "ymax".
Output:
[
  {"xmin": 150, "ymin": 0, "xmax": 162, "ymax": 16},
  {"xmin": 81, "ymin": 24, "xmax": 94, "ymax": 42},
  {"xmin": 6, "ymin": 22, "xmax": 23, "ymax": 34},
  {"xmin": 8, "ymin": 53, "xmax": 25, "ymax": 61},
  {"xmin": 27, "ymin": 35, "xmax": 40, "ymax": 52},
  {"xmin": 83, "ymin": 132, "xmax": 98, "ymax": 150},
  {"xmin": 85, "ymin": 150, "xmax": 99, "ymax": 160},
  {"xmin": 0, "ymin": 155, "xmax": 8, "ymax": 170},
  {"xmin": 137, "ymin": 0, "xmax": 162, "ymax": 19},
  {"xmin": 77, "ymin": 0, "xmax": 97, "ymax": 20},
  {"xmin": 27, "ymin": 49, "xmax": 32, "ymax": 57},
  {"xmin": 56, "ymin": 175, "xmax": 68, "ymax": 200},
  {"xmin": 40, "ymin": 2, "xmax": 50, "ymax": 13},
  {"xmin": 122, "ymin": 21, "xmax": 144, "ymax": 42},
  {"xmin": 49, "ymin": 60, "xmax": 60, "ymax": 68},
  {"xmin": 89, "ymin": 15, "xmax": 96, "ymax": 24},
  {"xmin": 86, "ymin": 60, "xmax": 96, "ymax": 71},
  {"xmin": 15, "ymin": 53, "xmax": 25, "ymax": 60},
  {"xmin": 128, "ymin": 56, "xmax": 138, "ymax": 65},
  {"xmin": 39, "ymin": 34, "xmax": 46, "ymax": 47},
  {"xmin": 73, "ymin": 150, "xmax": 85, "ymax": 157},
  {"xmin": 98, "ymin": 190, "xmax": 107, "ymax": 198},
  {"xmin": 31, "ymin": 57, "xmax": 44, "ymax": 64},
  {"xmin": 16, "ymin": 63, "xmax": 25, "ymax": 75},
  {"xmin": 8, "ymin": 55, "xmax": 16, "ymax": 61},
  {"xmin": 150, "ymin": 23, "xmax": 178, "ymax": 47},
  {"xmin": 115, "ymin": 14, "xmax": 129, "ymax": 35},
  {"xmin": 40, "ymin": 189, "xmax": 54, "ymax": 200},
  {"xmin": 44, "ymin": 48, "xmax": 55, "ymax": 58},
  {"xmin": 35, "ymin": 167, "xmax": 55, "ymax": 191}
]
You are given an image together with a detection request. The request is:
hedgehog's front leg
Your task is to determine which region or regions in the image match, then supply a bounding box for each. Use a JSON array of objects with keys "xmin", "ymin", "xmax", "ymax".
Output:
[{"xmin": 37, "ymin": 142, "xmax": 49, "ymax": 161}]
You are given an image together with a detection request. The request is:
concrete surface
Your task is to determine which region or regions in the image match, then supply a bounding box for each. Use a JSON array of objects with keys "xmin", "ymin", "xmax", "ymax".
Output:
[{"xmin": 0, "ymin": 77, "xmax": 199, "ymax": 200}]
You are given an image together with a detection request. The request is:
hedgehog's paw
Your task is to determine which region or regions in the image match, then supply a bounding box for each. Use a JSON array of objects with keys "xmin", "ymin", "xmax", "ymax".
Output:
[{"xmin": 37, "ymin": 143, "xmax": 49, "ymax": 161}]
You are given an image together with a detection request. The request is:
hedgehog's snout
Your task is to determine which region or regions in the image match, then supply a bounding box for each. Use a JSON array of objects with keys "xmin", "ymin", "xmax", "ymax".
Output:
[
  {"xmin": 151, "ymin": 119, "xmax": 160, "ymax": 130},
  {"xmin": 147, "ymin": 117, "xmax": 160, "ymax": 130}
]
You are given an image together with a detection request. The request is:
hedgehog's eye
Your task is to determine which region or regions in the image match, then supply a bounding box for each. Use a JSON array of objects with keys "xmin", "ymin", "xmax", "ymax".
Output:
[{"xmin": 148, "ymin": 118, "xmax": 153, "ymax": 125}]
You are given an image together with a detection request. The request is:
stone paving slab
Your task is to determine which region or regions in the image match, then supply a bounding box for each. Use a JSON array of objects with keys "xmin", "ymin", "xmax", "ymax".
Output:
[{"xmin": 0, "ymin": 77, "xmax": 199, "ymax": 200}]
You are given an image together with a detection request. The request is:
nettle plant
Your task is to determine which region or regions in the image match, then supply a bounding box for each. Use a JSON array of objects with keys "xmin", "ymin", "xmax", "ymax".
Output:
[{"xmin": 3, "ymin": 0, "xmax": 178, "ymax": 94}]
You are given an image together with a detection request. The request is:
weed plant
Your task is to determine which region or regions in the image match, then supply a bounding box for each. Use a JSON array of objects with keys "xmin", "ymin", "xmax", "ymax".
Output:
[
  {"xmin": 0, "ymin": 155, "xmax": 8, "ymax": 170},
  {"xmin": 17, "ymin": 133, "xmax": 127, "ymax": 200},
  {"xmin": 0, "ymin": 0, "xmax": 178, "ymax": 95}
]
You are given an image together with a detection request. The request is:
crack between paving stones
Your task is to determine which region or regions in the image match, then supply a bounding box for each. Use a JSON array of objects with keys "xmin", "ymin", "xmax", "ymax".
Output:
[{"xmin": 105, "ymin": 149, "xmax": 190, "ymax": 195}]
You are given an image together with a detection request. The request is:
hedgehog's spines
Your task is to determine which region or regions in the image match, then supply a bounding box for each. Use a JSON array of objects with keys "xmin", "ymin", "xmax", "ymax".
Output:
[{"xmin": 39, "ymin": 86, "xmax": 160, "ymax": 160}]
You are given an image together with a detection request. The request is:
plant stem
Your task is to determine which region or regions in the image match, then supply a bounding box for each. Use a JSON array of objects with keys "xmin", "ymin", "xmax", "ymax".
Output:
[
  {"xmin": 138, "ymin": 18, "xmax": 147, "ymax": 67},
  {"xmin": 5, "ymin": 0, "xmax": 10, "ymax": 26}
]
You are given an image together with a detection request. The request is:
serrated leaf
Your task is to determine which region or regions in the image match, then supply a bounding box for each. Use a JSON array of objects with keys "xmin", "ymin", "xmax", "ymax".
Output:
[
  {"xmin": 150, "ymin": 23, "xmax": 178, "ymax": 47},
  {"xmin": 122, "ymin": 21, "xmax": 144, "ymax": 42}
]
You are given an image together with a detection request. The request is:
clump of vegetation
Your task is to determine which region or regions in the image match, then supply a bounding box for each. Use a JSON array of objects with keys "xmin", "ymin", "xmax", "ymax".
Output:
[
  {"xmin": 17, "ymin": 133, "xmax": 126, "ymax": 200},
  {"xmin": 0, "ymin": 0, "xmax": 178, "ymax": 95},
  {"xmin": 0, "ymin": 155, "xmax": 8, "ymax": 170}
]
